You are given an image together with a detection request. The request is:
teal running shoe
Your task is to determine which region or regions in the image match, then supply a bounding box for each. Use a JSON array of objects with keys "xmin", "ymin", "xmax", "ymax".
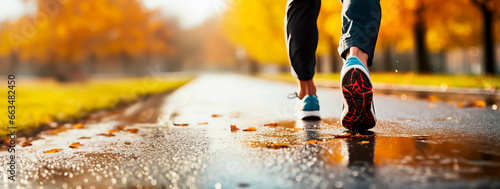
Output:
[{"xmin": 290, "ymin": 93, "xmax": 320, "ymax": 120}]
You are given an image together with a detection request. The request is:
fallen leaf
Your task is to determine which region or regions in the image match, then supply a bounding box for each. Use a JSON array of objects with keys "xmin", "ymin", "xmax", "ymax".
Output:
[
  {"xmin": 243, "ymin": 127, "xmax": 257, "ymax": 132},
  {"xmin": 357, "ymin": 141, "xmax": 370, "ymax": 144},
  {"xmin": 174, "ymin": 123, "xmax": 189, "ymax": 126},
  {"xmin": 198, "ymin": 122, "xmax": 208, "ymax": 125},
  {"xmin": 69, "ymin": 142, "xmax": 82, "ymax": 148},
  {"xmin": 264, "ymin": 123, "xmax": 279, "ymax": 126},
  {"xmin": 212, "ymin": 114, "xmax": 222, "ymax": 117},
  {"xmin": 426, "ymin": 96, "xmax": 438, "ymax": 102},
  {"xmin": 96, "ymin": 133, "xmax": 115, "ymax": 137},
  {"xmin": 117, "ymin": 125, "xmax": 126, "ymax": 130},
  {"xmin": 44, "ymin": 149, "xmax": 61, "ymax": 153},
  {"xmin": 292, "ymin": 128, "xmax": 304, "ymax": 131},
  {"xmin": 230, "ymin": 125, "xmax": 240, "ymax": 132},
  {"xmin": 73, "ymin": 123, "xmax": 84, "ymax": 129},
  {"xmin": 457, "ymin": 102, "xmax": 465, "ymax": 108},
  {"xmin": 108, "ymin": 129, "xmax": 120, "ymax": 133},
  {"xmin": 126, "ymin": 129, "xmax": 139, "ymax": 133},
  {"xmin": 333, "ymin": 133, "xmax": 352, "ymax": 138},
  {"xmin": 306, "ymin": 140, "xmax": 322, "ymax": 145},
  {"xmin": 467, "ymin": 100, "xmax": 486, "ymax": 108},
  {"xmin": 124, "ymin": 142, "xmax": 131, "ymax": 145},
  {"xmin": 22, "ymin": 142, "xmax": 32, "ymax": 147},
  {"xmin": 267, "ymin": 143, "xmax": 290, "ymax": 149},
  {"xmin": 78, "ymin": 137, "xmax": 91, "ymax": 139}
]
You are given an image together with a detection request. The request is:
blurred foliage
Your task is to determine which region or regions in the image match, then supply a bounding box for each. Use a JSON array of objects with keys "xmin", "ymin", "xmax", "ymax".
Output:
[
  {"xmin": 222, "ymin": 0, "xmax": 500, "ymax": 65},
  {"xmin": 0, "ymin": 0, "xmax": 177, "ymax": 64},
  {"xmin": 0, "ymin": 77, "xmax": 191, "ymax": 136}
]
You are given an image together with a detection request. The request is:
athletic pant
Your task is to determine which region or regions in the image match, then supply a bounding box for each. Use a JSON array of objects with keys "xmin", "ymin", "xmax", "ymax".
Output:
[{"xmin": 285, "ymin": 0, "xmax": 381, "ymax": 81}]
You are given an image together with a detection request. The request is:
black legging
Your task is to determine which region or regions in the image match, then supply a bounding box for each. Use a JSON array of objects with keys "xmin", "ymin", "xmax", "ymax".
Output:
[{"xmin": 285, "ymin": 0, "xmax": 381, "ymax": 81}]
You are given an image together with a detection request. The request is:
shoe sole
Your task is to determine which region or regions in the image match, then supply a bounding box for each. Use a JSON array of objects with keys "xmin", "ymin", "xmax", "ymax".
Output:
[
  {"xmin": 341, "ymin": 68, "xmax": 375, "ymax": 130},
  {"xmin": 296, "ymin": 111, "xmax": 320, "ymax": 120}
]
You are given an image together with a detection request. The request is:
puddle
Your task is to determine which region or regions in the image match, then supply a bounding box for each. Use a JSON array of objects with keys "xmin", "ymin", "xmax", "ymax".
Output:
[{"xmin": 233, "ymin": 119, "xmax": 500, "ymax": 185}]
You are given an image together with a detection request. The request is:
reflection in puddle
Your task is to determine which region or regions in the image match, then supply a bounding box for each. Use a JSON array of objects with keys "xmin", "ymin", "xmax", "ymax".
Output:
[{"xmin": 238, "ymin": 119, "xmax": 500, "ymax": 186}]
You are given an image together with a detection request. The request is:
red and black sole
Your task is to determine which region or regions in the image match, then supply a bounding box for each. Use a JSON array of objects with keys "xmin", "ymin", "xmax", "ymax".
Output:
[{"xmin": 341, "ymin": 68, "xmax": 376, "ymax": 131}]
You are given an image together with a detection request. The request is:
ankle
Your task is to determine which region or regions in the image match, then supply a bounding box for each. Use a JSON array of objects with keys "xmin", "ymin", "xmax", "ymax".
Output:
[
  {"xmin": 346, "ymin": 46, "xmax": 369, "ymax": 68},
  {"xmin": 298, "ymin": 80, "xmax": 316, "ymax": 99}
]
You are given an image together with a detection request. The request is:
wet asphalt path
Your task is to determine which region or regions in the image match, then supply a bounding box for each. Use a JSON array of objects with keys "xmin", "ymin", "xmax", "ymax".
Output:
[{"xmin": 2, "ymin": 73, "xmax": 500, "ymax": 189}]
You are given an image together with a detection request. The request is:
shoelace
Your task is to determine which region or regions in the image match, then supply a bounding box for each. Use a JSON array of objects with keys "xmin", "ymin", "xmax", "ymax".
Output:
[{"xmin": 287, "ymin": 92, "xmax": 298, "ymax": 99}]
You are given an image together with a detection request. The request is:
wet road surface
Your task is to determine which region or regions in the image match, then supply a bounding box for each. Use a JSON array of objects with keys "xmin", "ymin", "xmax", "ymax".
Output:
[{"xmin": 2, "ymin": 73, "xmax": 500, "ymax": 189}]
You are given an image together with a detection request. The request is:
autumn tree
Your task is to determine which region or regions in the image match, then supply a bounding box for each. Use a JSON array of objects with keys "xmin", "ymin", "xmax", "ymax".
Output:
[
  {"xmin": 0, "ymin": 0, "xmax": 177, "ymax": 80},
  {"xmin": 470, "ymin": 0, "xmax": 498, "ymax": 75}
]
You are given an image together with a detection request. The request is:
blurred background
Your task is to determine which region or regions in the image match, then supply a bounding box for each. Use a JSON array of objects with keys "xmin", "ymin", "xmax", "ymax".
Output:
[{"xmin": 0, "ymin": 0, "xmax": 499, "ymax": 81}]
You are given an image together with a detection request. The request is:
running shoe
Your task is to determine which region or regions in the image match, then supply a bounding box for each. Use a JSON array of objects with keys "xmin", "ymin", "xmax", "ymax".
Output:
[
  {"xmin": 340, "ymin": 57, "xmax": 376, "ymax": 130},
  {"xmin": 290, "ymin": 93, "xmax": 320, "ymax": 120}
]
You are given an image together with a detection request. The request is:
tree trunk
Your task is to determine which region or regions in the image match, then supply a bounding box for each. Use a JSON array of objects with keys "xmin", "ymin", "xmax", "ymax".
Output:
[
  {"xmin": 414, "ymin": 2, "xmax": 431, "ymax": 73},
  {"xmin": 383, "ymin": 46, "xmax": 392, "ymax": 71},
  {"xmin": 480, "ymin": 3, "xmax": 495, "ymax": 75},
  {"xmin": 328, "ymin": 35, "xmax": 339, "ymax": 72}
]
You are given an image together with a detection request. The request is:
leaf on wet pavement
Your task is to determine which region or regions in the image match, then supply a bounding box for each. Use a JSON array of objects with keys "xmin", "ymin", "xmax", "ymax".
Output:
[
  {"xmin": 242, "ymin": 127, "xmax": 257, "ymax": 132},
  {"xmin": 267, "ymin": 143, "xmax": 290, "ymax": 149},
  {"xmin": 467, "ymin": 100, "xmax": 486, "ymax": 108},
  {"xmin": 426, "ymin": 96, "xmax": 438, "ymax": 102},
  {"xmin": 230, "ymin": 125, "xmax": 240, "ymax": 132},
  {"xmin": 174, "ymin": 123, "xmax": 189, "ymax": 126},
  {"xmin": 264, "ymin": 123, "xmax": 279, "ymax": 126},
  {"xmin": 306, "ymin": 140, "xmax": 322, "ymax": 144},
  {"xmin": 126, "ymin": 129, "xmax": 139, "ymax": 133},
  {"xmin": 73, "ymin": 123, "xmax": 84, "ymax": 129},
  {"xmin": 96, "ymin": 133, "xmax": 116, "ymax": 137},
  {"xmin": 198, "ymin": 122, "xmax": 208, "ymax": 125},
  {"xmin": 44, "ymin": 149, "xmax": 61, "ymax": 153},
  {"xmin": 22, "ymin": 142, "xmax": 32, "ymax": 147},
  {"xmin": 333, "ymin": 133, "xmax": 352, "ymax": 138},
  {"xmin": 212, "ymin": 114, "xmax": 222, "ymax": 117},
  {"xmin": 78, "ymin": 137, "xmax": 91, "ymax": 139},
  {"xmin": 69, "ymin": 142, "xmax": 82, "ymax": 148},
  {"xmin": 108, "ymin": 129, "xmax": 120, "ymax": 133}
]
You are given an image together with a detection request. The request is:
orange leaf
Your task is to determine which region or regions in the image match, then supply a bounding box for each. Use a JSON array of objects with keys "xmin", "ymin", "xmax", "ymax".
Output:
[
  {"xmin": 457, "ymin": 102, "xmax": 465, "ymax": 108},
  {"xmin": 306, "ymin": 140, "xmax": 322, "ymax": 144},
  {"xmin": 44, "ymin": 149, "xmax": 61, "ymax": 153},
  {"xmin": 212, "ymin": 114, "xmax": 222, "ymax": 117},
  {"xmin": 333, "ymin": 133, "xmax": 352, "ymax": 138},
  {"xmin": 242, "ymin": 127, "xmax": 257, "ymax": 132},
  {"xmin": 73, "ymin": 123, "xmax": 84, "ymax": 129},
  {"xmin": 264, "ymin": 123, "xmax": 279, "ymax": 126},
  {"xmin": 117, "ymin": 126, "xmax": 126, "ymax": 130},
  {"xmin": 230, "ymin": 125, "xmax": 240, "ymax": 132},
  {"xmin": 78, "ymin": 137, "xmax": 91, "ymax": 139},
  {"xmin": 174, "ymin": 123, "xmax": 189, "ymax": 126},
  {"xmin": 126, "ymin": 129, "xmax": 139, "ymax": 133},
  {"xmin": 69, "ymin": 142, "xmax": 82, "ymax": 148},
  {"xmin": 124, "ymin": 142, "xmax": 131, "ymax": 145},
  {"xmin": 22, "ymin": 142, "xmax": 32, "ymax": 147},
  {"xmin": 357, "ymin": 141, "xmax": 370, "ymax": 144},
  {"xmin": 426, "ymin": 96, "xmax": 438, "ymax": 102},
  {"xmin": 267, "ymin": 143, "xmax": 290, "ymax": 149},
  {"xmin": 468, "ymin": 100, "xmax": 486, "ymax": 108},
  {"xmin": 96, "ymin": 133, "xmax": 115, "ymax": 137},
  {"xmin": 198, "ymin": 122, "xmax": 208, "ymax": 125},
  {"xmin": 292, "ymin": 128, "xmax": 303, "ymax": 130},
  {"xmin": 108, "ymin": 129, "xmax": 120, "ymax": 133}
]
